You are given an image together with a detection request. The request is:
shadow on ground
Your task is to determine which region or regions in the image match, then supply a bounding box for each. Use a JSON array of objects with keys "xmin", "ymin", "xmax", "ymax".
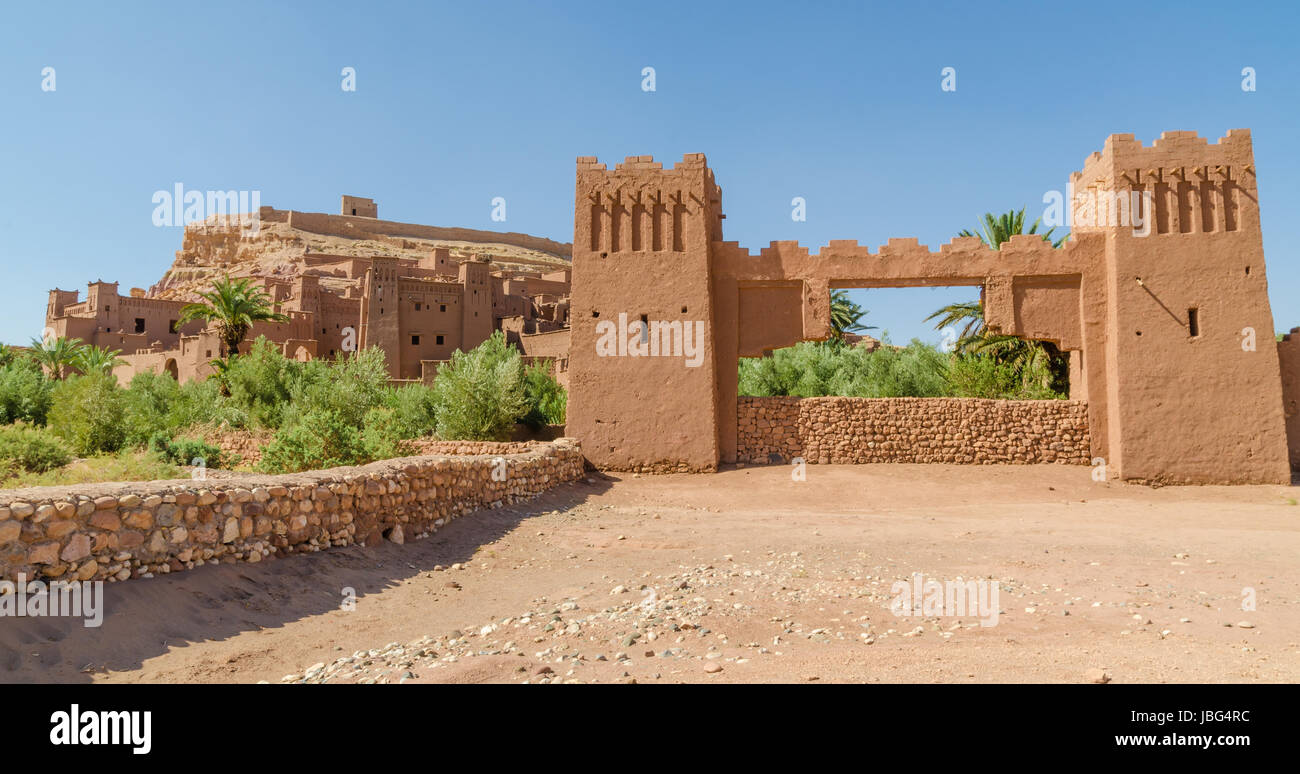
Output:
[{"xmin": 0, "ymin": 476, "xmax": 612, "ymax": 684}]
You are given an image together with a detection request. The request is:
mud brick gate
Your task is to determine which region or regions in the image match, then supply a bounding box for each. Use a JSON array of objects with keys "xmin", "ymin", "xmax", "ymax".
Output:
[{"xmin": 568, "ymin": 131, "xmax": 1298, "ymax": 484}]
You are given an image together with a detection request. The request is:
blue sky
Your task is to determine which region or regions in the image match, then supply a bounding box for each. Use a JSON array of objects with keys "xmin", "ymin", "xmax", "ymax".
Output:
[{"xmin": 2, "ymin": 0, "xmax": 1297, "ymax": 346}]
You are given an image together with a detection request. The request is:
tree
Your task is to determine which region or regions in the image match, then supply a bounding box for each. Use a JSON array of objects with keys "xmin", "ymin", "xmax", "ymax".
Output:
[
  {"xmin": 830, "ymin": 289, "xmax": 876, "ymax": 340},
  {"xmin": 74, "ymin": 344, "xmax": 125, "ymax": 375},
  {"xmin": 929, "ymin": 209, "xmax": 1070, "ymax": 393},
  {"xmin": 26, "ymin": 336, "xmax": 86, "ymax": 380},
  {"xmin": 959, "ymin": 207, "xmax": 1064, "ymax": 249},
  {"xmin": 176, "ymin": 276, "xmax": 289, "ymax": 357}
]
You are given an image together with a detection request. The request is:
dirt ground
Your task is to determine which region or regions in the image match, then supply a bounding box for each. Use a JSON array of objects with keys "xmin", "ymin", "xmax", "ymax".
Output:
[{"xmin": 3, "ymin": 463, "xmax": 1298, "ymax": 684}]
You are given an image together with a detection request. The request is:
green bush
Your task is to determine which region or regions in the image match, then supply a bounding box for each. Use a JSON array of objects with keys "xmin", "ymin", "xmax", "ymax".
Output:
[
  {"xmin": 148, "ymin": 431, "xmax": 225, "ymax": 469},
  {"xmin": 385, "ymin": 384, "xmax": 439, "ymax": 438},
  {"xmin": 122, "ymin": 371, "xmax": 184, "ymax": 446},
  {"xmin": 431, "ymin": 331, "xmax": 528, "ymax": 441},
  {"xmin": 738, "ymin": 338, "xmax": 951, "ymax": 398},
  {"xmin": 0, "ymin": 423, "xmax": 72, "ymax": 473},
  {"xmin": 0, "ymin": 359, "xmax": 55, "ymax": 425},
  {"xmin": 282, "ymin": 346, "xmax": 391, "ymax": 429},
  {"xmin": 947, "ymin": 354, "xmax": 1062, "ymax": 400},
  {"xmin": 222, "ymin": 337, "xmax": 297, "ymax": 428},
  {"xmin": 47, "ymin": 373, "xmax": 126, "ymax": 455},
  {"xmin": 259, "ymin": 409, "xmax": 369, "ymax": 473},
  {"xmin": 522, "ymin": 361, "xmax": 566, "ymax": 428},
  {"xmin": 361, "ymin": 406, "xmax": 415, "ymax": 461}
]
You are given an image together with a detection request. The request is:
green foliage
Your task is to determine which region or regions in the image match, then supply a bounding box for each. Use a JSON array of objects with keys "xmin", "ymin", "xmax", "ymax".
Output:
[
  {"xmin": 1, "ymin": 450, "xmax": 185, "ymax": 489},
  {"xmin": 176, "ymin": 275, "xmax": 290, "ymax": 356},
  {"xmin": 74, "ymin": 344, "xmax": 125, "ymax": 375},
  {"xmin": 946, "ymin": 354, "xmax": 1063, "ymax": 400},
  {"xmin": 283, "ymin": 346, "xmax": 391, "ymax": 429},
  {"xmin": 384, "ymin": 384, "xmax": 440, "ymax": 438},
  {"xmin": 959, "ymin": 207, "xmax": 1064, "ymax": 249},
  {"xmin": 221, "ymin": 338, "xmax": 297, "ymax": 427},
  {"xmin": 522, "ymin": 361, "xmax": 566, "ymax": 428},
  {"xmin": 431, "ymin": 331, "xmax": 528, "ymax": 441},
  {"xmin": 218, "ymin": 337, "xmax": 391, "ymax": 430},
  {"xmin": 738, "ymin": 339, "xmax": 951, "ymax": 398},
  {"xmin": 0, "ymin": 359, "xmax": 55, "ymax": 425},
  {"xmin": 47, "ymin": 372, "xmax": 126, "ymax": 455},
  {"xmin": 830, "ymin": 289, "xmax": 875, "ymax": 339},
  {"xmin": 360, "ymin": 406, "xmax": 415, "ymax": 461},
  {"xmin": 26, "ymin": 336, "xmax": 86, "ymax": 380},
  {"xmin": 0, "ymin": 423, "xmax": 72, "ymax": 474},
  {"xmin": 258, "ymin": 409, "xmax": 369, "ymax": 473},
  {"xmin": 148, "ymin": 432, "xmax": 225, "ymax": 469}
]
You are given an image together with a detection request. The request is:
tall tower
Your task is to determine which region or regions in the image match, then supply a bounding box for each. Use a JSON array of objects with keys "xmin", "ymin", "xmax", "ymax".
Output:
[
  {"xmin": 1075, "ymin": 130, "xmax": 1289, "ymax": 483},
  {"xmin": 458, "ymin": 257, "xmax": 494, "ymax": 349},
  {"xmin": 568, "ymin": 154, "xmax": 725, "ymax": 471},
  {"xmin": 360, "ymin": 256, "xmax": 402, "ymax": 377}
]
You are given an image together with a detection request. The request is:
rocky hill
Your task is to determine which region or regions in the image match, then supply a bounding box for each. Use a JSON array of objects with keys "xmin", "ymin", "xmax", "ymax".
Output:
[{"xmin": 148, "ymin": 207, "xmax": 572, "ymax": 301}]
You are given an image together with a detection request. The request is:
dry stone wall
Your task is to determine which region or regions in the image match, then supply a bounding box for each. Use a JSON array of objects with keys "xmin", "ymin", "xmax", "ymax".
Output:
[
  {"xmin": 737, "ymin": 397, "xmax": 1089, "ymax": 465},
  {"xmin": 0, "ymin": 440, "xmax": 584, "ymax": 584}
]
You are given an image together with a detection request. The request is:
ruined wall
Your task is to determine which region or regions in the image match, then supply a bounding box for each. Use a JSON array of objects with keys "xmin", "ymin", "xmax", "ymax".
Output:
[
  {"xmin": 283, "ymin": 210, "xmax": 572, "ymax": 258},
  {"xmin": 736, "ymin": 397, "xmax": 1090, "ymax": 465},
  {"xmin": 0, "ymin": 440, "xmax": 584, "ymax": 584}
]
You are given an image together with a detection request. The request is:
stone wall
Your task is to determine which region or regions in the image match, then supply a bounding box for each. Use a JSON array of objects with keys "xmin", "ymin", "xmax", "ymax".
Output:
[
  {"xmin": 737, "ymin": 397, "xmax": 1089, "ymax": 465},
  {"xmin": 0, "ymin": 440, "xmax": 585, "ymax": 584}
]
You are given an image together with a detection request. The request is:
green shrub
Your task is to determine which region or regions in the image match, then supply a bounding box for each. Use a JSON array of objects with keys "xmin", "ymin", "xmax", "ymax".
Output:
[
  {"xmin": 0, "ymin": 423, "xmax": 72, "ymax": 473},
  {"xmin": 0, "ymin": 359, "xmax": 54, "ymax": 425},
  {"xmin": 738, "ymin": 338, "xmax": 950, "ymax": 398},
  {"xmin": 148, "ymin": 431, "xmax": 225, "ymax": 469},
  {"xmin": 361, "ymin": 406, "xmax": 415, "ymax": 461},
  {"xmin": 122, "ymin": 370, "xmax": 184, "ymax": 446},
  {"xmin": 386, "ymin": 384, "xmax": 439, "ymax": 438},
  {"xmin": 431, "ymin": 331, "xmax": 528, "ymax": 441},
  {"xmin": 947, "ymin": 354, "xmax": 1063, "ymax": 400},
  {"xmin": 222, "ymin": 337, "xmax": 297, "ymax": 428},
  {"xmin": 47, "ymin": 372, "xmax": 126, "ymax": 455},
  {"xmin": 522, "ymin": 361, "xmax": 566, "ymax": 428},
  {"xmin": 282, "ymin": 346, "xmax": 391, "ymax": 429},
  {"xmin": 259, "ymin": 410, "xmax": 369, "ymax": 473}
]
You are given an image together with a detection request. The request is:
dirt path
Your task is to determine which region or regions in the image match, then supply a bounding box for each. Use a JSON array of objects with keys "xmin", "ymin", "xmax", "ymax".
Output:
[{"xmin": 3, "ymin": 464, "xmax": 1298, "ymax": 684}]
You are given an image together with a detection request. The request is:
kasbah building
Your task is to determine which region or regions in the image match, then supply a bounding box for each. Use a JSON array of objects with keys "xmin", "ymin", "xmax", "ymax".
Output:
[
  {"xmin": 37, "ymin": 130, "xmax": 1300, "ymax": 487},
  {"xmin": 42, "ymin": 196, "xmax": 574, "ymax": 386}
]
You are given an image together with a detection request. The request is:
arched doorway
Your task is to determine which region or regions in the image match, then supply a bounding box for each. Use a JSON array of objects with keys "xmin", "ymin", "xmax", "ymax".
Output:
[{"xmin": 164, "ymin": 358, "xmax": 179, "ymax": 380}]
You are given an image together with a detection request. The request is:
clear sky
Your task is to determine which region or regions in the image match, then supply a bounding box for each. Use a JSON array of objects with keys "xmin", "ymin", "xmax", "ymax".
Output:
[{"xmin": 2, "ymin": 0, "xmax": 1297, "ymax": 347}]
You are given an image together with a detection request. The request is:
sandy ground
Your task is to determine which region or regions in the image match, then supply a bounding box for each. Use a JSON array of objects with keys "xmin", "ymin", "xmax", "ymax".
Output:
[{"xmin": 2, "ymin": 463, "xmax": 1298, "ymax": 684}]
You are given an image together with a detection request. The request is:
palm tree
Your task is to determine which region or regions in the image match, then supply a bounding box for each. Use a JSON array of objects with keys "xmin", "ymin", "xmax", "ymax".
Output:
[
  {"xmin": 177, "ymin": 276, "xmax": 289, "ymax": 357},
  {"xmin": 929, "ymin": 209, "xmax": 1070, "ymax": 391},
  {"xmin": 830, "ymin": 289, "xmax": 876, "ymax": 340},
  {"xmin": 959, "ymin": 207, "xmax": 1065, "ymax": 249},
  {"xmin": 26, "ymin": 336, "xmax": 86, "ymax": 380},
  {"xmin": 74, "ymin": 344, "xmax": 125, "ymax": 375}
]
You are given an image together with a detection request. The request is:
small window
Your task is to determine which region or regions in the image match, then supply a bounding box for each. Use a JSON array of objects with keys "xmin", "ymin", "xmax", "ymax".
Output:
[
  {"xmin": 1188, "ymin": 308, "xmax": 1200, "ymax": 337},
  {"xmin": 351, "ymin": 208, "xmax": 357, "ymax": 215},
  {"xmin": 415, "ymin": 302, "xmax": 422, "ymax": 311},
  {"xmin": 411, "ymin": 335, "xmax": 420, "ymax": 345},
  {"xmin": 206, "ymin": 350, "xmax": 212, "ymax": 357},
  {"xmin": 439, "ymin": 304, "xmax": 446, "ymax": 312},
  {"xmin": 168, "ymin": 319, "xmax": 178, "ymax": 334},
  {"xmin": 132, "ymin": 318, "xmax": 145, "ymax": 333},
  {"xmin": 436, "ymin": 335, "xmax": 444, "ymax": 345}
]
